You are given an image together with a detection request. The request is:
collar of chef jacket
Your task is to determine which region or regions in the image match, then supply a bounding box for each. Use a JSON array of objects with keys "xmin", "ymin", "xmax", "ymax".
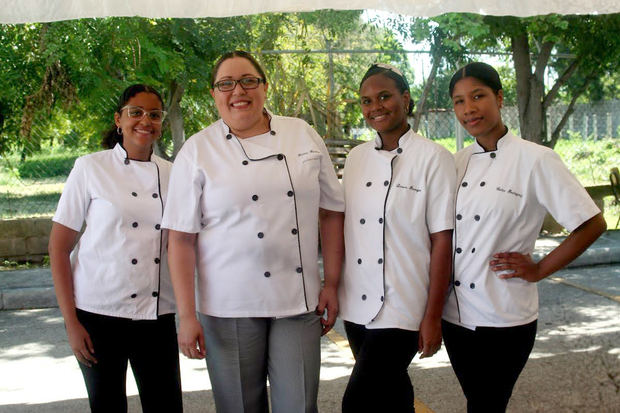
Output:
[
  {"xmin": 471, "ymin": 128, "xmax": 514, "ymax": 153},
  {"xmin": 456, "ymin": 130, "xmax": 517, "ymax": 184},
  {"xmin": 372, "ymin": 125, "xmax": 415, "ymax": 153},
  {"xmin": 112, "ymin": 142, "xmax": 154, "ymax": 164},
  {"xmin": 220, "ymin": 108, "xmax": 288, "ymax": 160}
]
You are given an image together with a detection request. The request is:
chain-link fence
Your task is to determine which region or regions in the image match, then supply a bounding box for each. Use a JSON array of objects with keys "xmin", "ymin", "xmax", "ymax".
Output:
[
  {"xmin": 416, "ymin": 99, "xmax": 620, "ymax": 142},
  {"xmin": 1, "ymin": 98, "xmax": 618, "ymax": 220}
]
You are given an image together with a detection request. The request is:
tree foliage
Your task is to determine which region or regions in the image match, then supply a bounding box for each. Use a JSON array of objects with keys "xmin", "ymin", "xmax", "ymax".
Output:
[
  {"xmin": 384, "ymin": 12, "xmax": 619, "ymax": 147},
  {"xmin": 0, "ymin": 12, "xmax": 399, "ymax": 158},
  {"xmin": 0, "ymin": 12, "xmax": 618, "ymax": 159}
]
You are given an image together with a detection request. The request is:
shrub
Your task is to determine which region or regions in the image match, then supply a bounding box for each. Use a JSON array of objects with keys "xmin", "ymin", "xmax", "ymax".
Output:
[{"xmin": 17, "ymin": 153, "xmax": 80, "ymax": 179}]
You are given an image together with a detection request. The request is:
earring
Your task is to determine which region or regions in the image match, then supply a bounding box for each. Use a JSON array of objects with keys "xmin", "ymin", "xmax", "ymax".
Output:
[{"xmin": 117, "ymin": 127, "xmax": 122, "ymax": 135}]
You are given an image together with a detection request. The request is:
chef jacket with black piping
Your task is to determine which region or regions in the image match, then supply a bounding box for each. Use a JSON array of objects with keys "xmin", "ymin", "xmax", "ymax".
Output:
[
  {"xmin": 53, "ymin": 143, "xmax": 176, "ymax": 320},
  {"xmin": 161, "ymin": 112, "xmax": 345, "ymax": 318},
  {"xmin": 338, "ymin": 129, "xmax": 456, "ymax": 330},
  {"xmin": 443, "ymin": 131, "xmax": 600, "ymax": 329}
]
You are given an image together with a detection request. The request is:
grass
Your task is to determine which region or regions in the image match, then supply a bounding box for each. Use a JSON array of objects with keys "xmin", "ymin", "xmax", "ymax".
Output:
[
  {"xmin": 0, "ymin": 257, "xmax": 49, "ymax": 271},
  {"xmin": 0, "ymin": 145, "xmax": 85, "ymax": 219},
  {"xmin": 0, "ymin": 137, "xmax": 618, "ymax": 227}
]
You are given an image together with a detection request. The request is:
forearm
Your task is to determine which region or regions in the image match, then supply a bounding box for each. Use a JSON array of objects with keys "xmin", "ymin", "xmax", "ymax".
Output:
[
  {"xmin": 537, "ymin": 213, "xmax": 606, "ymax": 279},
  {"xmin": 48, "ymin": 223, "xmax": 80, "ymax": 325},
  {"xmin": 423, "ymin": 229, "xmax": 453, "ymax": 320},
  {"xmin": 168, "ymin": 230, "xmax": 199, "ymax": 320},
  {"xmin": 319, "ymin": 209, "xmax": 344, "ymax": 288}
]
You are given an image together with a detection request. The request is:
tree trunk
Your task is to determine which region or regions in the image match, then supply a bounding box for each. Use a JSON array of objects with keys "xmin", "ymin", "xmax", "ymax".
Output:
[
  {"xmin": 413, "ymin": 47, "xmax": 442, "ymax": 133},
  {"xmin": 168, "ymin": 79, "xmax": 185, "ymax": 158},
  {"xmin": 511, "ymin": 29, "xmax": 546, "ymax": 145},
  {"xmin": 548, "ymin": 78, "xmax": 591, "ymax": 149},
  {"xmin": 325, "ymin": 40, "xmax": 342, "ymax": 139}
]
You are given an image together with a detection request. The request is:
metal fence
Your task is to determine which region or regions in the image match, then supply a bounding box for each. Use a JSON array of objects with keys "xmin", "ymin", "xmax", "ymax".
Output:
[{"xmin": 417, "ymin": 99, "xmax": 620, "ymax": 142}]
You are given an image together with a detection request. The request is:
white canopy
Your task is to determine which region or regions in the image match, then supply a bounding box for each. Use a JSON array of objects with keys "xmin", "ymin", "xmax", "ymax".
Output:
[{"xmin": 1, "ymin": 0, "xmax": 619, "ymax": 24}]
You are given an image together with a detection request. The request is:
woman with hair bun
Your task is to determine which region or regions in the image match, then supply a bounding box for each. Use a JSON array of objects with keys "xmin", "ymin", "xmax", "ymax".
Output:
[
  {"xmin": 49, "ymin": 84, "xmax": 182, "ymax": 412},
  {"xmin": 443, "ymin": 62, "xmax": 606, "ymax": 412},
  {"xmin": 339, "ymin": 63, "xmax": 456, "ymax": 412}
]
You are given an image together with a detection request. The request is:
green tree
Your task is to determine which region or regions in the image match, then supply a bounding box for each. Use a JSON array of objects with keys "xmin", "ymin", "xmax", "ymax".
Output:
[
  {"xmin": 0, "ymin": 11, "xmax": 386, "ymax": 158},
  {"xmin": 484, "ymin": 13, "xmax": 620, "ymax": 147},
  {"xmin": 386, "ymin": 13, "xmax": 496, "ymax": 132}
]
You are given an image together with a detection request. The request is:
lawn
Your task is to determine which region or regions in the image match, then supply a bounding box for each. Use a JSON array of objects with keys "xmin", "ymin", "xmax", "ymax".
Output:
[{"xmin": 1, "ymin": 137, "xmax": 618, "ymax": 227}]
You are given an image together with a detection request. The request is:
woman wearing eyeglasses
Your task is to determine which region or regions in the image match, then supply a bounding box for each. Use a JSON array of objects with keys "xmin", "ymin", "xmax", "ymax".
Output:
[
  {"xmin": 338, "ymin": 64, "xmax": 456, "ymax": 412},
  {"xmin": 162, "ymin": 50, "xmax": 344, "ymax": 413},
  {"xmin": 49, "ymin": 84, "xmax": 182, "ymax": 413}
]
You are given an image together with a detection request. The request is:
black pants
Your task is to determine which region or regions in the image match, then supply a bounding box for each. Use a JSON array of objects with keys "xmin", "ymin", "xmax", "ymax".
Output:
[
  {"xmin": 76, "ymin": 309, "xmax": 183, "ymax": 413},
  {"xmin": 442, "ymin": 319, "xmax": 537, "ymax": 413},
  {"xmin": 342, "ymin": 321, "xmax": 419, "ymax": 413}
]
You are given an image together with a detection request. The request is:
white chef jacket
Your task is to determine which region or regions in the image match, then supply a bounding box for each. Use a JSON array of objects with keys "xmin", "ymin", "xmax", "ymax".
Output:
[
  {"xmin": 339, "ymin": 129, "xmax": 456, "ymax": 330},
  {"xmin": 443, "ymin": 131, "xmax": 600, "ymax": 328},
  {"xmin": 53, "ymin": 143, "xmax": 176, "ymax": 320},
  {"xmin": 161, "ymin": 112, "xmax": 345, "ymax": 318}
]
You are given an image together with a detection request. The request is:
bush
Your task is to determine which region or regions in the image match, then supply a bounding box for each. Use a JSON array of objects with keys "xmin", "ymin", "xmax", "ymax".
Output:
[{"xmin": 17, "ymin": 153, "xmax": 80, "ymax": 179}]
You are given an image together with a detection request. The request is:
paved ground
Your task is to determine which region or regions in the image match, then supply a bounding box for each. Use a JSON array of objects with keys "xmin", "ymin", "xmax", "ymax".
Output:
[{"xmin": 1, "ymin": 231, "xmax": 619, "ymax": 412}]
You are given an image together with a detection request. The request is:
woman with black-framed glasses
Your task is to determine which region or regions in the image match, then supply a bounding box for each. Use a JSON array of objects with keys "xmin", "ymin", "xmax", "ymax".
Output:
[
  {"xmin": 49, "ymin": 84, "xmax": 182, "ymax": 412},
  {"xmin": 162, "ymin": 50, "xmax": 345, "ymax": 413}
]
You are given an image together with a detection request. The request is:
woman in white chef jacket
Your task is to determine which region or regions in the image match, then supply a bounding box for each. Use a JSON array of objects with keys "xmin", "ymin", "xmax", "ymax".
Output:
[
  {"xmin": 48, "ymin": 85, "xmax": 182, "ymax": 412},
  {"xmin": 162, "ymin": 51, "xmax": 345, "ymax": 413},
  {"xmin": 339, "ymin": 64, "xmax": 456, "ymax": 413},
  {"xmin": 442, "ymin": 62, "xmax": 607, "ymax": 412}
]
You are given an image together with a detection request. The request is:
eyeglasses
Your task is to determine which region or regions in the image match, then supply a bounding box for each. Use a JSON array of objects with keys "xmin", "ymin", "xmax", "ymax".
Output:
[
  {"xmin": 213, "ymin": 77, "xmax": 265, "ymax": 92},
  {"xmin": 121, "ymin": 106, "xmax": 167, "ymax": 123}
]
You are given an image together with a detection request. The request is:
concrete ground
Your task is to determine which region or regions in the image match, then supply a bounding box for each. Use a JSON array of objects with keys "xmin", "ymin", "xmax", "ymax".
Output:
[
  {"xmin": 1, "ymin": 231, "xmax": 619, "ymax": 412},
  {"xmin": 1, "ymin": 262, "xmax": 619, "ymax": 412}
]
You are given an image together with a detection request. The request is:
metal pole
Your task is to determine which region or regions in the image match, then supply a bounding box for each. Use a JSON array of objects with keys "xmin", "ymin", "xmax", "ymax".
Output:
[{"xmin": 456, "ymin": 114, "xmax": 464, "ymax": 151}]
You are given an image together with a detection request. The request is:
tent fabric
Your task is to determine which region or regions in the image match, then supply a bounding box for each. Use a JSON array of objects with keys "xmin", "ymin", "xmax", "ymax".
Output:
[{"xmin": 1, "ymin": 0, "xmax": 619, "ymax": 24}]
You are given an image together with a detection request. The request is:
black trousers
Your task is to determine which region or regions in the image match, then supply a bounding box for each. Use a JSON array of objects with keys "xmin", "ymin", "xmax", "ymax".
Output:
[
  {"xmin": 442, "ymin": 319, "xmax": 537, "ymax": 413},
  {"xmin": 76, "ymin": 309, "xmax": 183, "ymax": 413},
  {"xmin": 342, "ymin": 321, "xmax": 419, "ymax": 413}
]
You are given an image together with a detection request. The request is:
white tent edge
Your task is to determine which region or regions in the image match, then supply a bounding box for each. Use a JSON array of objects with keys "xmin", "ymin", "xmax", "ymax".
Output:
[{"xmin": 1, "ymin": 0, "xmax": 619, "ymax": 24}]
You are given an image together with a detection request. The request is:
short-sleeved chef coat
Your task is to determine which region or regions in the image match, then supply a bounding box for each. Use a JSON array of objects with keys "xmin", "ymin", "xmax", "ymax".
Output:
[
  {"xmin": 53, "ymin": 143, "xmax": 175, "ymax": 320},
  {"xmin": 338, "ymin": 129, "xmax": 456, "ymax": 330},
  {"xmin": 443, "ymin": 131, "xmax": 600, "ymax": 328},
  {"xmin": 161, "ymin": 113, "xmax": 345, "ymax": 318}
]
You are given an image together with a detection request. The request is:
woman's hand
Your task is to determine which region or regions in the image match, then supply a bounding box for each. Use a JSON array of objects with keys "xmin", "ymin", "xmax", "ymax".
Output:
[
  {"xmin": 178, "ymin": 316, "xmax": 206, "ymax": 359},
  {"xmin": 317, "ymin": 284, "xmax": 339, "ymax": 336},
  {"xmin": 418, "ymin": 315, "xmax": 442, "ymax": 359},
  {"xmin": 65, "ymin": 319, "xmax": 97, "ymax": 367},
  {"xmin": 490, "ymin": 252, "xmax": 543, "ymax": 282}
]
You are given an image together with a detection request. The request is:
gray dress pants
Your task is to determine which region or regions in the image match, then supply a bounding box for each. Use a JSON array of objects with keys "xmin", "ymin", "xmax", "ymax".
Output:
[{"xmin": 199, "ymin": 311, "xmax": 321, "ymax": 413}]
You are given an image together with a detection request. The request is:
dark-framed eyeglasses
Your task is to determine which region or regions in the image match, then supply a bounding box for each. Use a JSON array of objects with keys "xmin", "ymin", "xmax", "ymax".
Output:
[
  {"xmin": 120, "ymin": 106, "xmax": 167, "ymax": 123},
  {"xmin": 213, "ymin": 77, "xmax": 265, "ymax": 92}
]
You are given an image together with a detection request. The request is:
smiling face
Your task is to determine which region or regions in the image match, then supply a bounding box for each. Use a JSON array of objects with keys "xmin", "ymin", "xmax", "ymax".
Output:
[
  {"xmin": 451, "ymin": 76, "xmax": 505, "ymax": 144},
  {"xmin": 359, "ymin": 73, "xmax": 410, "ymax": 145},
  {"xmin": 210, "ymin": 56, "xmax": 269, "ymax": 138},
  {"xmin": 114, "ymin": 92, "xmax": 162, "ymax": 160}
]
